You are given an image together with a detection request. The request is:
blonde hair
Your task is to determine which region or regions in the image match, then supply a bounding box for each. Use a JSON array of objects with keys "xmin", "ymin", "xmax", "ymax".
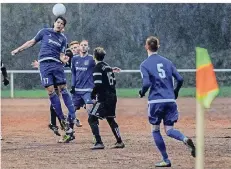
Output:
[{"xmin": 69, "ymin": 41, "xmax": 79, "ymax": 46}]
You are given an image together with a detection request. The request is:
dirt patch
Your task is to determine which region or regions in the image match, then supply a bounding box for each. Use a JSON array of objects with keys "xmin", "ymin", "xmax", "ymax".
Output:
[{"xmin": 1, "ymin": 98, "xmax": 231, "ymax": 169}]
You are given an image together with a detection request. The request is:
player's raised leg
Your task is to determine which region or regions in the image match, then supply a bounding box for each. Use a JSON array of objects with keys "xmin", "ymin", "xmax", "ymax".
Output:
[
  {"xmin": 163, "ymin": 103, "xmax": 196, "ymax": 158},
  {"xmin": 165, "ymin": 125, "xmax": 196, "ymax": 157}
]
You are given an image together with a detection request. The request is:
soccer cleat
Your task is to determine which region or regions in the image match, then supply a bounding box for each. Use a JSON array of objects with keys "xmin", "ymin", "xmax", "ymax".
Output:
[
  {"xmin": 48, "ymin": 124, "xmax": 61, "ymax": 136},
  {"xmin": 112, "ymin": 142, "xmax": 125, "ymax": 149},
  {"xmin": 75, "ymin": 118, "xmax": 83, "ymax": 127},
  {"xmin": 70, "ymin": 134, "xmax": 75, "ymax": 141},
  {"xmin": 58, "ymin": 134, "xmax": 72, "ymax": 143},
  {"xmin": 155, "ymin": 160, "xmax": 171, "ymax": 167},
  {"xmin": 61, "ymin": 119, "xmax": 72, "ymax": 132},
  {"xmin": 184, "ymin": 138, "xmax": 196, "ymax": 157},
  {"xmin": 91, "ymin": 142, "xmax": 105, "ymax": 150}
]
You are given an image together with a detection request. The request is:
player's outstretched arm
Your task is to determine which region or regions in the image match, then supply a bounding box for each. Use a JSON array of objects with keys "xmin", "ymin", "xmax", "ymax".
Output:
[
  {"xmin": 11, "ymin": 39, "xmax": 37, "ymax": 56},
  {"xmin": 112, "ymin": 67, "xmax": 121, "ymax": 73}
]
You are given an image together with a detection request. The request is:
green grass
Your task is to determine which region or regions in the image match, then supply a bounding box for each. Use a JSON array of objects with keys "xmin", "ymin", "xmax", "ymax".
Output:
[{"xmin": 1, "ymin": 87, "xmax": 230, "ymax": 98}]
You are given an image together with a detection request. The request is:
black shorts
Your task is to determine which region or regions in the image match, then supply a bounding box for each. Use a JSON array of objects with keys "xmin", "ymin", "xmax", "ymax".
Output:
[{"xmin": 89, "ymin": 96, "xmax": 117, "ymax": 119}]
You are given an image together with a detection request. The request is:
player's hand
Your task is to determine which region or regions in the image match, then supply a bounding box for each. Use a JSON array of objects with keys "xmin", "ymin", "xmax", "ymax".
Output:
[
  {"xmin": 174, "ymin": 90, "xmax": 179, "ymax": 99},
  {"xmin": 60, "ymin": 55, "xmax": 70, "ymax": 64},
  {"xmin": 3, "ymin": 78, "xmax": 9, "ymax": 86},
  {"xmin": 11, "ymin": 49, "xmax": 19, "ymax": 56},
  {"xmin": 65, "ymin": 49, "xmax": 73, "ymax": 58},
  {"xmin": 139, "ymin": 90, "xmax": 145, "ymax": 98},
  {"xmin": 70, "ymin": 86, "xmax": 75, "ymax": 94},
  {"xmin": 112, "ymin": 67, "xmax": 121, "ymax": 73},
  {"xmin": 31, "ymin": 60, "xmax": 39, "ymax": 68}
]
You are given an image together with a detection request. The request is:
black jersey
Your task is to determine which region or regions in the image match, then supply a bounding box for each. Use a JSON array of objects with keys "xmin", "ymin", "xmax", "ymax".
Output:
[{"xmin": 92, "ymin": 61, "xmax": 116, "ymax": 101}]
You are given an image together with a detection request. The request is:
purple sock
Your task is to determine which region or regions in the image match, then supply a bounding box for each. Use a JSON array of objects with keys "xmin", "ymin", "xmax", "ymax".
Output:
[
  {"xmin": 152, "ymin": 130, "xmax": 169, "ymax": 161},
  {"xmin": 166, "ymin": 128, "xmax": 186, "ymax": 142},
  {"xmin": 49, "ymin": 92, "xmax": 64, "ymax": 120},
  {"xmin": 60, "ymin": 88, "xmax": 76, "ymax": 120}
]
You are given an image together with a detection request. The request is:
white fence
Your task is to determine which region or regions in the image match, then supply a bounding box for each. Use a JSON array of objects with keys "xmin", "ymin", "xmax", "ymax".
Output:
[{"xmin": 6, "ymin": 69, "xmax": 231, "ymax": 98}]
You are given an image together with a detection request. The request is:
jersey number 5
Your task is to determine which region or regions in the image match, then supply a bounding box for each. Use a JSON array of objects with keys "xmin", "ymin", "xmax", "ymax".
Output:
[{"xmin": 157, "ymin": 63, "xmax": 166, "ymax": 78}]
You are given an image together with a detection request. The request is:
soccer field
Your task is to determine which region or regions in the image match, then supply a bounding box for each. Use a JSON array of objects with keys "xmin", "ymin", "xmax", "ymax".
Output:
[
  {"xmin": 1, "ymin": 87, "xmax": 231, "ymax": 98},
  {"xmin": 1, "ymin": 98, "xmax": 231, "ymax": 169}
]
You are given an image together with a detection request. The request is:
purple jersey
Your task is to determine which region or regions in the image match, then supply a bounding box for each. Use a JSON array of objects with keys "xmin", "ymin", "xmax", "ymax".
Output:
[
  {"xmin": 140, "ymin": 53, "xmax": 183, "ymax": 103},
  {"xmin": 33, "ymin": 28, "xmax": 67, "ymax": 63},
  {"xmin": 71, "ymin": 54, "xmax": 95, "ymax": 94}
]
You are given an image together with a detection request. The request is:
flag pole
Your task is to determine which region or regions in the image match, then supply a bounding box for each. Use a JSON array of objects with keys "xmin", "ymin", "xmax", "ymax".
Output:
[{"xmin": 196, "ymin": 101, "xmax": 205, "ymax": 169}]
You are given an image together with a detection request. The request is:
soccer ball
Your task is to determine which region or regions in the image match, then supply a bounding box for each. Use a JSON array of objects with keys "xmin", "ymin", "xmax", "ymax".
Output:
[{"xmin": 52, "ymin": 3, "xmax": 66, "ymax": 16}]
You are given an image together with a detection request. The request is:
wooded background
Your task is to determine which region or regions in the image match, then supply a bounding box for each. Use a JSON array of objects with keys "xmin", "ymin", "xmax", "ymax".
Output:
[{"xmin": 1, "ymin": 3, "xmax": 231, "ymax": 89}]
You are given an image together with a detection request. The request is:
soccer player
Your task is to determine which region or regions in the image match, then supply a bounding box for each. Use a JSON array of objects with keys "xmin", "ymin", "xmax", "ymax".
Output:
[
  {"xmin": 31, "ymin": 48, "xmax": 74, "ymax": 136},
  {"xmin": 139, "ymin": 36, "xmax": 196, "ymax": 167},
  {"xmin": 11, "ymin": 16, "xmax": 76, "ymax": 142},
  {"xmin": 88, "ymin": 47, "xmax": 125, "ymax": 150},
  {"xmin": 1, "ymin": 61, "xmax": 9, "ymax": 86},
  {"xmin": 70, "ymin": 40, "xmax": 94, "ymax": 127}
]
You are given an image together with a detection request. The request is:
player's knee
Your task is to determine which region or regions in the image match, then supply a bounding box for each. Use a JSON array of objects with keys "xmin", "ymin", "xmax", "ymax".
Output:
[
  {"xmin": 48, "ymin": 91, "xmax": 56, "ymax": 97},
  {"xmin": 88, "ymin": 115, "xmax": 98, "ymax": 126},
  {"xmin": 106, "ymin": 118, "xmax": 118, "ymax": 128},
  {"xmin": 60, "ymin": 87, "xmax": 68, "ymax": 94},
  {"xmin": 54, "ymin": 87, "xmax": 60, "ymax": 96},
  {"xmin": 152, "ymin": 125, "xmax": 160, "ymax": 132},
  {"xmin": 46, "ymin": 86, "xmax": 55, "ymax": 95},
  {"xmin": 58, "ymin": 84, "xmax": 67, "ymax": 91},
  {"xmin": 164, "ymin": 125, "xmax": 174, "ymax": 135}
]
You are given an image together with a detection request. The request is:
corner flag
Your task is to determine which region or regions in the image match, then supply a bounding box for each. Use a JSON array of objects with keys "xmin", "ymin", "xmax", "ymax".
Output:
[
  {"xmin": 196, "ymin": 47, "xmax": 219, "ymax": 108},
  {"xmin": 195, "ymin": 47, "xmax": 219, "ymax": 169}
]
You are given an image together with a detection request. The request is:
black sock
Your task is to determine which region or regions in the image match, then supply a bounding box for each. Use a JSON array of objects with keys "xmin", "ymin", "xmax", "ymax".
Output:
[
  {"xmin": 50, "ymin": 105, "xmax": 57, "ymax": 126},
  {"xmin": 88, "ymin": 115, "xmax": 102, "ymax": 143},
  {"xmin": 107, "ymin": 118, "xmax": 122, "ymax": 143},
  {"xmin": 70, "ymin": 123, "xmax": 74, "ymax": 129}
]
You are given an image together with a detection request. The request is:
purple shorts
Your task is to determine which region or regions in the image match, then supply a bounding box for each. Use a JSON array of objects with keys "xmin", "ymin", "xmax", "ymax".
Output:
[
  {"xmin": 39, "ymin": 61, "xmax": 66, "ymax": 88},
  {"xmin": 72, "ymin": 92, "xmax": 93, "ymax": 109},
  {"xmin": 148, "ymin": 102, "xmax": 179, "ymax": 126}
]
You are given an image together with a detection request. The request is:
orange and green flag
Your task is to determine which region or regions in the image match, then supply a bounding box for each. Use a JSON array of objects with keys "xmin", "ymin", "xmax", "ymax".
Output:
[{"xmin": 196, "ymin": 47, "xmax": 219, "ymax": 108}]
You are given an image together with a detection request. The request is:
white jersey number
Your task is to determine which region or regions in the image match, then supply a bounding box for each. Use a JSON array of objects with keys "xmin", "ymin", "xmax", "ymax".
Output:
[
  {"xmin": 157, "ymin": 63, "xmax": 166, "ymax": 78},
  {"xmin": 107, "ymin": 72, "xmax": 114, "ymax": 85}
]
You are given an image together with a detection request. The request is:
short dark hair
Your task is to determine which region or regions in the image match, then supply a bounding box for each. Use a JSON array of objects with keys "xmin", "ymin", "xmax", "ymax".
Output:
[
  {"xmin": 146, "ymin": 36, "xmax": 159, "ymax": 52},
  {"xmin": 94, "ymin": 47, "xmax": 106, "ymax": 61},
  {"xmin": 55, "ymin": 16, "xmax": 67, "ymax": 26}
]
